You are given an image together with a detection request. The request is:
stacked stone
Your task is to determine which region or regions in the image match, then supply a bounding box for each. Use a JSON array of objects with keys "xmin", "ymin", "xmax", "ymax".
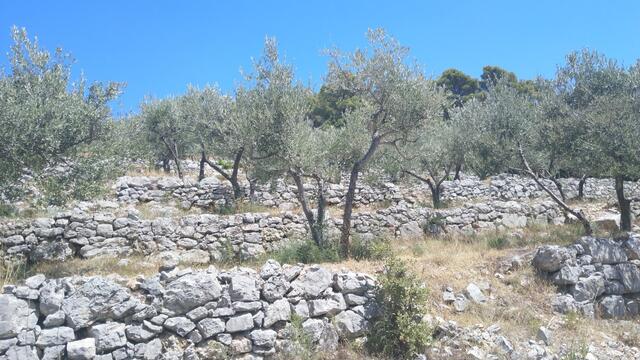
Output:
[
  {"xmin": 0, "ymin": 261, "xmax": 376, "ymax": 360},
  {"xmin": 114, "ymin": 176, "xmax": 403, "ymax": 210},
  {"xmin": 0, "ymin": 209, "xmax": 306, "ymax": 263},
  {"xmin": 349, "ymin": 200, "xmax": 563, "ymax": 241},
  {"xmin": 1, "ymin": 199, "xmax": 565, "ymax": 263},
  {"xmin": 438, "ymin": 173, "xmax": 640, "ymax": 203},
  {"xmin": 532, "ymin": 233, "xmax": 640, "ymax": 319}
]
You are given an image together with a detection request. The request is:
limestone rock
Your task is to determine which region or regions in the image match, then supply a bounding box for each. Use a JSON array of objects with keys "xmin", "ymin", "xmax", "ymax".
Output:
[
  {"xmin": 532, "ymin": 245, "xmax": 575, "ymax": 272},
  {"xmin": 163, "ymin": 273, "xmax": 221, "ymax": 315},
  {"xmin": 197, "ymin": 318, "xmax": 225, "ymax": 339},
  {"xmin": 226, "ymin": 313, "xmax": 254, "ymax": 333},
  {"xmin": 88, "ymin": 322, "xmax": 127, "ymax": 352},
  {"xmin": 0, "ymin": 295, "xmax": 38, "ymax": 339},
  {"xmin": 35, "ymin": 327, "xmax": 76, "ymax": 347},
  {"xmin": 66, "ymin": 338, "xmax": 96, "ymax": 360},
  {"xmin": 334, "ymin": 310, "xmax": 368, "ymax": 338},
  {"xmin": 291, "ymin": 266, "xmax": 332, "ymax": 298},
  {"xmin": 263, "ymin": 298, "xmax": 291, "ymax": 328},
  {"xmin": 578, "ymin": 237, "xmax": 627, "ymax": 264},
  {"xmin": 61, "ymin": 277, "xmax": 131, "ymax": 329}
]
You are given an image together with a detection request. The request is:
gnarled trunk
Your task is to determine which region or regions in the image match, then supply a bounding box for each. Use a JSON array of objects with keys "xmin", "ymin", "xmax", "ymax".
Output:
[
  {"xmin": 577, "ymin": 175, "xmax": 587, "ymax": 200},
  {"xmin": 453, "ymin": 161, "xmax": 463, "ymax": 181},
  {"xmin": 551, "ymin": 178, "xmax": 566, "ymax": 201},
  {"xmin": 198, "ymin": 151, "xmax": 206, "ymax": 181},
  {"xmin": 202, "ymin": 146, "xmax": 245, "ymax": 200},
  {"xmin": 290, "ymin": 171, "xmax": 326, "ymax": 247},
  {"xmin": 161, "ymin": 157, "xmax": 171, "ymax": 173},
  {"xmin": 516, "ymin": 145, "xmax": 592, "ymax": 235},
  {"xmin": 615, "ymin": 176, "xmax": 632, "ymax": 232},
  {"xmin": 340, "ymin": 135, "xmax": 381, "ymax": 257}
]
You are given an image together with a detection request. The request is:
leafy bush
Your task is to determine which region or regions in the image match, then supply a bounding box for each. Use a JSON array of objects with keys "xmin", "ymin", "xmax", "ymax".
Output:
[
  {"xmin": 217, "ymin": 159, "xmax": 233, "ymax": 170},
  {"xmin": 367, "ymin": 257, "xmax": 432, "ymax": 359},
  {"xmin": 351, "ymin": 237, "xmax": 393, "ymax": 261},
  {"xmin": 37, "ymin": 157, "xmax": 122, "ymax": 206},
  {"xmin": 271, "ymin": 240, "xmax": 340, "ymax": 264}
]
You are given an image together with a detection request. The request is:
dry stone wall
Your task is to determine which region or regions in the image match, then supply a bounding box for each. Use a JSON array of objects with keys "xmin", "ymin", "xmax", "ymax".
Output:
[
  {"xmin": 115, "ymin": 173, "xmax": 640, "ymax": 212},
  {"xmin": 532, "ymin": 233, "xmax": 640, "ymax": 319},
  {"xmin": 0, "ymin": 261, "xmax": 377, "ymax": 359},
  {"xmin": 439, "ymin": 174, "xmax": 640, "ymax": 202},
  {"xmin": 115, "ymin": 176, "xmax": 402, "ymax": 210},
  {"xmin": 1, "ymin": 199, "xmax": 564, "ymax": 263}
]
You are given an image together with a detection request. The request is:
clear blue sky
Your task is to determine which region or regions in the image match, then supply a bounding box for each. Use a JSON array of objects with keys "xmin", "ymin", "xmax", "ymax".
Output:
[{"xmin": 1, "ymin": 1, "xmax": 639, "ymax": 116}]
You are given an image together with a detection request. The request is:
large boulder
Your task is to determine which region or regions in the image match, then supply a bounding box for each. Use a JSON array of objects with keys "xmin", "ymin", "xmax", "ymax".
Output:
[
  {"xmin": 594, "ymin": 213, "xmax": 620, "ymax": 232},
  {"xmin": 551, "ymin": 265, "xmax": 581, "ymax": 285},
  {"xmin": 532, "ymin": 245, "xmax": 576, "ymax": 272},
  {"xmin": 163, "ymin": 273, "xmax": 222, "ymax": 315},
  {"xmin": 333, "ymin": 272, "xmax": 369, "ymax": 295},
  {"xmin": 61, "ymin": 278, "xmax": 131, "ymax": 329},
  {"xmin": 578, "ymin": 237, "xmax": 627, "ymax": 264},
  {"xmin": 0, "ymin": 295, "xmax": 38, "ymax": 339},
  {"xmin": 225, "ymin": 313, "xmax": 254, "ymax": 333},
  {"xmin": 623, "ymin": 236, "xmax": 640, "ymax": 260},
  {"xmin": 615, "ymin": 263, "xmax": 640, "ymax": 293},
  {"xmin": 302, "ymin": 318, "xmax": 339, "ymax": 351},
  {"xmin": 291, "ymin": 266, "xmax": 333, "ymax": 298},
  {"xmin": 35, "ymin": 327, "xmax": 76, "ymax": 347},
  {"xmin": 229, "ymin": 274, "xmax": 260, "ymax": 302},
  {"xmin": 502, "ymin": 214, "xmax": 527, "ymax": 228},
  {"xmin": 88, "ymin": 322, "xmax": 127, "ymax": 352},
  {"xmin": 263, "ymin": 299, "xmax": 291, "ymax": 328},
  {"xmin": 599, "ymin": 295, "xmax": 626, "ymax": 319},
  {"xmin": 66, "ymin": 338, "xmax": 96, "ymax": 360},
  {"xmin": 262, "ymin": 275, "xmax": 290, "ymax": 302},
  {"xmin": 334, "ymin": 310, "xmax": 368, "ymax": 338},
  {"xmin": 398, "ymin": 221, "xmax": 423, "ymax": 239},
  {"xmin": 572, "ymin": 274, "xmax": 605, "ymax": 302},
  {"xmin": 197, "ymin": 318, "xmax": 225, "ymax": 339},
  {"xmin": 163, "ymin": 317, "xmax": 196, "ymax": 337}
]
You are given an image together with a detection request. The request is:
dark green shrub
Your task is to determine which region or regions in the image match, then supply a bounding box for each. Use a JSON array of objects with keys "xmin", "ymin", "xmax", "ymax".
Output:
[
  {"xmin": 37, "ymin": 157, "xmax": 120, "ymax": 206},
  {"xmin": 217, "ymin": 159, "xmax": 233, "ymax": 170},
  {"xmin": 367, "ymin": 257, "xmax": 432, "ymax": 359}
]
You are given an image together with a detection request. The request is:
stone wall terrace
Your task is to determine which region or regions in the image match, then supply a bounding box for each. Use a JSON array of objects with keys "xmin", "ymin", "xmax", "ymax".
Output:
[{"xmin": 0, "ymin": 261, "xmax": 376, "ymax": 359}]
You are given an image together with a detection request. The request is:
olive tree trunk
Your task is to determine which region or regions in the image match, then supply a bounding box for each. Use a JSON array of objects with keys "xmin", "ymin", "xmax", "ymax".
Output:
[
  {"xmin": 340, "ymin": 135, "xmax": 381, "ymax": 257},
  {"xmin": 517, "ymin": 145, "xmax": 592, "ymax": 235},
  {"xmin": 202, "ymin": 146, "xmax": 245, "ymax": 199},
  {"xmin": 615, "ymin": 176, "xmax": 633, "ymax": 232},
  {"xmin": 290, "ymin": 171, "xmax": 326, "ymax": 247},
  {"xmin": 404, "ymin": 170, "xmax": 446, "ymax": 209},
  {"xmin": 550, "ymin": 177, "xmax": 566, "ymax": 201},
  {"xmin": 198, "ymin": 151, "xmax": 207, "ymax": 181},
  {"xmin": 577, "ymin": 175, "xmax": 587, "ymax": 200}
]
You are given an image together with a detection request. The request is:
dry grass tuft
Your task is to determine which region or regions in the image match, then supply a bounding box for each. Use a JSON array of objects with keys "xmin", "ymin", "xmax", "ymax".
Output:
[{"xmin": 27, "ymin": 255, "xmax": 162, "ymax": 280}]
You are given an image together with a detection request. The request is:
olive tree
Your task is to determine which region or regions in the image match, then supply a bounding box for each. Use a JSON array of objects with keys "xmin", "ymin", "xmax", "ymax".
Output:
[
  {"xmin": 555, "ymin": 50, "xmax": 640, "ymax": 231},
  {"xmin": 0, "ymin": 27, "xmax": 122, "ymax": 198},
  {"xmin": 382, "ymin": 113, "xmax": 454, "ymax": 209},
  {"xmin": 461, "ymin": 80, "xmax": 593, "ymax": 234},
  {"xmin": 325, "ymin": 29, "xmax": 444, "ymax": 256},
  {"xmin": 177, "ymin": 86, "xmax": 233, "ymax": 181},
  {"xmin": 239, "ymin": 38, "xmax": 342, "ymax": 246},
  {"xmin": 139, "ymin": 97, "xmax": 193, "ymax": 179}
]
